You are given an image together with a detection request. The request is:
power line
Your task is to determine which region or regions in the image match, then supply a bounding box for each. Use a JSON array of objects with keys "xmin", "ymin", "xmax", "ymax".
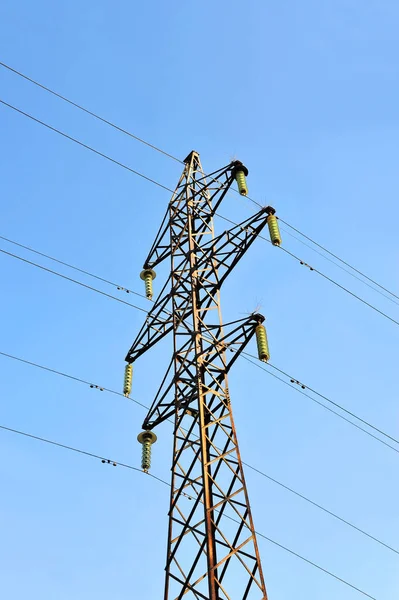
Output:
[
  {"xmin": 242, "ymin": 351, "xmax": 399, "ymax": 447},
  {"xmin": 0, "ymin": 234, "xmax": 149, "ymax": 302},
  {"xmin": 0, "ymin": 98, "xmax": 174, "ymax": 193},
  {"xmin": 0, "ymin": 59, "xmax": 261, "ymax": 211},
  {"xmin": 2, "ymin": 60, "xmax": 397, "ymax": 308},
  {"xmin": 0, "ymin": 422, "xmax": 380, "ymax": 599},
  {"xmin": 2, "ymin": 92, "xmax": 398, "ymax": 458},
  {"xmin": 0, "ymin": 348, "xmax": 397, "ymax": 559},
  {"xmin": 0, "ymin": 61, "xmax": 255, "ymax": 209},
  {"xmin": 240, "ymin": 352, "xmax": 399, "ymax": 455},
  {"xmin": 0, "ymin": 59, "xmax": 391, "ymax": 595},
  {"xmin": 0, "ymin": 61, "xmax": 183, "ymax": 165},
  {"xmin": 2, "ymin": 97, "xmax": 397, "ymax": 332},
  {"xmin": 279, "ymin": 224, "xmax": 399, "ymax": 307},
  {"xmin": 0, "ymin": 349, "xmax": 149, "ymax": 411},
  {"xmin": 2, "ymin": 243, "xmax": 398, "ymax": 455},
  {"xmin": 251, "ymin": 526, "xmax": 377, "ymax": 600},
  {"xmin": 242, "ymin": 460, "xmax": 399, "ymax": 556},
  {"xmin": 0, "ymin": 424, "xmax": 169, "ymax": 485},
  {"xmin": 3, "ymin": 212, "xmax": 397, "ymax": 336},
  {"xmin": 0, "ymin": 247, "xmax": 148, "ymax": 313},
  {"xmin": 0, "ymin": 61, "xmax": 285, "ymax": 219},
  {"xmin": 278, "ymin": 217, "xmax": 399, "ymax": 302},
  {"xmin": 279, "ymin": 245, "xmax": 399, "ymax": 328}
]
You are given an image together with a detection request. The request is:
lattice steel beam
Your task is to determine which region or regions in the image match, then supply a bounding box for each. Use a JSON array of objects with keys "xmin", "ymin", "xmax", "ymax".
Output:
[{"xmin": 126, "ymin": 151, "xmax": 269, "ymax": 600}]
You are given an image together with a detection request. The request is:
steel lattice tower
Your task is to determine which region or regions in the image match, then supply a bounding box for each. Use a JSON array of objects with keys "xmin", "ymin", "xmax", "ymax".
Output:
[{"xmin": 125, "ymin": 151, "xmax": 271, "ymax": 600}]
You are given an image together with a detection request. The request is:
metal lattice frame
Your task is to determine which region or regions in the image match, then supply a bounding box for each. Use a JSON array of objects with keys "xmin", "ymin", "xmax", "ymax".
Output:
[{"xmin": 126, "ymin": 151, "xmax": 269, "ymax": 600}]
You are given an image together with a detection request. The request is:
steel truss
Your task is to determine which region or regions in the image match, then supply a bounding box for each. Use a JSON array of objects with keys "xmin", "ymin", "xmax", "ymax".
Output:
[{"xmin": 126, "ymin": 151, "xmax": 269, "ymax": 600}]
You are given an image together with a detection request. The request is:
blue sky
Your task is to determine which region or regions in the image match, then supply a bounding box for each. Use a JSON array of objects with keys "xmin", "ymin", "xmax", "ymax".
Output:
[{"xmin": 0, "ymin": 1, "xmax": 398, "ymax": 598}]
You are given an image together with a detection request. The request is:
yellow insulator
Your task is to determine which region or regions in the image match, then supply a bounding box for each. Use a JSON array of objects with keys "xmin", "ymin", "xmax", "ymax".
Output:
[
  {"xmin": 123, "ymin": 363, "xmax": 133, "ymax": 397},
  {"xmin": 140, "ymin": 268, "xmax": 156, "ymax": 300},
  {"xmin": 235, "ymin": 170, "xmax": 248, "ymax": 196},
  {"xmin": 256, "ymin": 324, "xmax": 270, "ymax": 362},
  {"xmin": 267, "ymin": 214, "xmax": 282, "ymax": 246},
  {"xmin": 137, "ymin": 430, "xmax": 157, "ymax": 472}
]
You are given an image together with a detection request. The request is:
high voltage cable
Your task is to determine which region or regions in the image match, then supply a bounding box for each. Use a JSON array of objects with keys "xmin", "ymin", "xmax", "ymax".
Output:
[
  {"xmin": 0, "ymin": 348, "xmax": 397, "ymax": 560},
  {"xmin": 250, "ymin": 527, "xmax": 377, "ymax": 600},
  {"xmin": 278, "ymin": 217, "xmax": 399, "ymax": 302},
  {"xmin": 2, "ymin": 59, "xmax": 396, "ymax": 306},
  {"xmin": 0, "ymin": 235, "xmax": 149, "ymax": 301},
  {"xmin": 241, "ymin": 459, "xmax": 399, "ymax": 556},
  {"xmin": 278, "ymin": 224, "xmax": 399, "ymax": 307},
  {"xmin": 0, "ymin": 245, "xmax": 396, "ymax": 449},
  {"xmin": 0, "ymin": 99, "xmax": 174, "ymax": 193},
  {"xmin": 0, "ymin": 350, "xmax": 149, "ymax": 411},
  {"xmin": 2, "ymin": 243, "xmax": 397, "ymax": 453},
  {"xmin": 0, "ymin": 61, "xmax": 183, "ymax": 164},
  {"xmin": 240, "ymin": 353, "xmax": 399, "ymax": 455},
  {"xmin": 0, "ymin": 424, "xmax": 381, "ymax": 598},
  {"xmin": 0, "ymin": 424, "xmax": 142, "ymax": 473},
  {"xmin": 241, "ymin": 351, "xmax": 399, "ymax": 447},
  {"xmin": 218, "ymin": 197, "xmax": 399, "ymax": 313},
  {"xmin": 0, "ymin": 60, "xmax": 390, "ymax": 598},
  {"xmin": 1, "ymin": 98, "xmax": 398, "ymax": 452},
  {"xmin": 0, "ymin": 247, "xmax": 148, "ymax": 313},
  {"xmin": 256, "ymin": 226, "xmax": 399, "ymax": 327},
  {"xmin": 1, "ymin": 97, "xmax": 398, "ymax": 331},
  {"xmin": 279, "ymin": 246, "xmax": 399, "ymax": 327}
]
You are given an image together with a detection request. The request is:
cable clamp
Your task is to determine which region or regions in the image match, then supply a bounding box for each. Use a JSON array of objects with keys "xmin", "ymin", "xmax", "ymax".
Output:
[
  {"xmin": 300, "ymin": 261, "xmax": 314, "ymax": 271},
  {"xmin": 290, "ymin": 378, "xmax": 306, "ymax": 390}
]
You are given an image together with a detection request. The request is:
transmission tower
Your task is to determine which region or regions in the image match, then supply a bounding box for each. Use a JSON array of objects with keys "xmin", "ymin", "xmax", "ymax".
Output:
[{"xmin": 124, "ymin": 151, "xmax": 280, "ymax": 600}]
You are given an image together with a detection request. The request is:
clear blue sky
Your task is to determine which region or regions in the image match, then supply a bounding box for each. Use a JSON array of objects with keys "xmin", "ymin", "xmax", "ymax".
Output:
[{"xmin": 0, "ymin": 1, "xmax": 398, "ymax": 598}]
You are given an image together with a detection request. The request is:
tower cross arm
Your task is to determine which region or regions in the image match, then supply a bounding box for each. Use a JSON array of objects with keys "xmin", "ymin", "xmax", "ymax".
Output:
[
  {"xmin": 142, "ymin": 314, "xmax": 264, "ymax": 430},
  {"xmin": 142, "ymin": 156, "xmax": 248, "ymax": 271},
  {"xmin": 125, "ymin": 275, "xmax": 174, "ymax": 363},
  {"xmin": 142, "ymin": 206, "xmax": 172, "ymax": 271},
  {"xmin": 196, "ymin": 207, "xmax": 270, "ymax": 291}
]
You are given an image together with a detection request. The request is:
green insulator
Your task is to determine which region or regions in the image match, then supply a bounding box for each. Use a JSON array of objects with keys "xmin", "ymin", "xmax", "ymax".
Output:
[
  {"xmin": 137, "ymin": 430, "xmax": 157, "ymax": 472},
  {"xmin": 142, "ymin": 441, "xmax": 152, "ymax": 470},
  {"xmin": 123, "ymin": 363, "xmax": 133, "ymax": 397},
  {"xmin": 256, "ymin": 324, "xmax": 270, "ymax": 362},
  {"xmin": 140, "ymin": 269, "xmax": 156, "ymax": 300},
  {"xmin": 235, "ymin": 170, "xmax": 248, "ymax": 196},
  {"xmin": 267, "ymin": 214, "xmax": 282, "ymax": 246}
]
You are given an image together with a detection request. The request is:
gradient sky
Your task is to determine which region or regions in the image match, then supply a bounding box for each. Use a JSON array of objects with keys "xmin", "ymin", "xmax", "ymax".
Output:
[{"xmin": 0, "ymin": 1, "xmax": 398, "ymax": 599}]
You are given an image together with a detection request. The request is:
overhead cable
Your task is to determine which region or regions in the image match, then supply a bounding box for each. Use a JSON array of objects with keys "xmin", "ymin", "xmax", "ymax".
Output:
[
  {"xmin": 0, "ymin": 247, "xmax": 148, "ymax": 313},
  {"xmin": 0, "ymin": 349, "xmax": 149, "ymax": 411},
  {"xmin": 240, "ymin": 353, "xmax": 399, "ymax": 455},
  {"xmin": 0, "ymin": 421, "xmax": 380, "ymax": 599},
  {"xmin": 278, "ymin": 217, "xmax": 399, "ymax": 302},
  {"xmin": 242, "ymin": 351, "xmax": 399, "ymax": 447},
  {"xmin": 1, "ymin": 60, "xmax": 397, "ymax": 305},
  {"xmin": 0, "ymin": 61, "xmax": 182, "ymax": 164},
  {"xmin": 0, "ymin": 98, "xmax": 174, "ymax": 193},
  {"xmin": 0, "ymin": 234, "xmax": 148, "ymax": 301},
  {"xmin": 0, "ymin": 348, "xmax": 397, "ymax": 558},
  {"xmin": 2, "ymin": 244, "xmax": 397, "ymax": 453},
  {"xmin": 279, "ymin": 245, "xmax": 399, "ymax": 328},
  {"xmin": 1, "ymin": 97, "xmax": 397, "ymax": 331}
]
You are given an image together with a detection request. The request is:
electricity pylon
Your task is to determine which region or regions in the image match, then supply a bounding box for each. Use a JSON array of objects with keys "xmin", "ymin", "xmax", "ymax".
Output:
[{"xmin": 125, "ymin": 151, "xmax": 274, "ymax": 600}]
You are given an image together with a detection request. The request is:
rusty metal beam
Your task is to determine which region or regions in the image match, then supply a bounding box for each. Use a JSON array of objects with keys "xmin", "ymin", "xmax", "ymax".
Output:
[{"xmin": 126, "ymin": 151, "xmax": 268, "ymax": 600}]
